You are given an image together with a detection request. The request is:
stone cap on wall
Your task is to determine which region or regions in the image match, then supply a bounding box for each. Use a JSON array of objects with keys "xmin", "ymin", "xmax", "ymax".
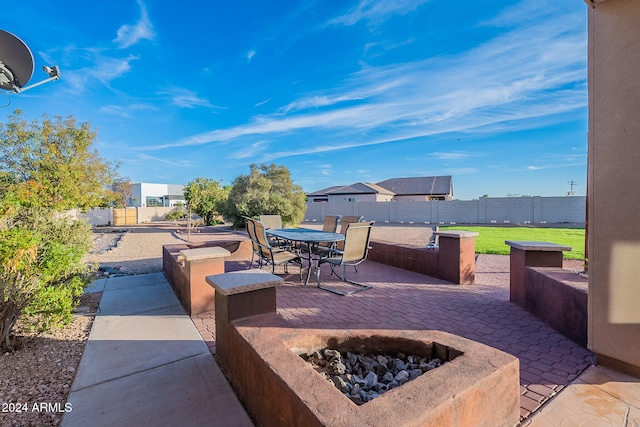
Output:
[
  {"xmin": 434, "ymin": 230, "xmax": 479, "ymax": 239},
  {"xmin": 180, "ymin": 246, "xmax": 231, "ymax": 261},
  {"xmin": 206, "ymin": 269, "xmax": 283, "ymax": 296},
  {"xmin": 505, "ymin": 240, "xmax": 572, "ymax": 252}
]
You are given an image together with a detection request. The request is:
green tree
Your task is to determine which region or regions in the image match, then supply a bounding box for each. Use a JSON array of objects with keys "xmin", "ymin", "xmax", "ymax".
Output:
[
  {"xmin": 225, "ymin": 163, "xmax": 306, "ymax": 228},
  {"xmin": 0, "ymin": 110, "xmax": 118, "ymax": 210},
  {"xmin": 183, "ymin": 177, "xmax": 228, "ymax": 225},
  {"xmin": 0, "ymin": 191, "xmax": 94, "ymax": 351}
]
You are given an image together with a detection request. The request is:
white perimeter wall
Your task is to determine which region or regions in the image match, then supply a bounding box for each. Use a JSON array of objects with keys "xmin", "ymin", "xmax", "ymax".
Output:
[
  {"xmin": 70, "ymin": 206, "xmax": 181, "ymax": 226},
  {"xmin": 304, "ymin": 196, "xmax": 586, "ymax": 225}
]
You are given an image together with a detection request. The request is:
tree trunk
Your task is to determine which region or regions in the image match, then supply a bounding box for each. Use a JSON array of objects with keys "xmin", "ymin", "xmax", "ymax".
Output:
[{"xmin": 0, "ymin": 304, "xmax": 20, "ymax": 352}]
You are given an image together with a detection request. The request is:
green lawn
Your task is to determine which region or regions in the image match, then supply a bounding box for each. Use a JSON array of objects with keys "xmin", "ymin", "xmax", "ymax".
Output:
[{"xmin": 439, "ymin": 226, "xmax": 585, "ymax": 259}]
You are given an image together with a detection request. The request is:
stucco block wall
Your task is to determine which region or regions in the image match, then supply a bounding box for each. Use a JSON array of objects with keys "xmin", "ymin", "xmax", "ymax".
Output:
[
  {"xmin": 78, "ymin": 208, "xmax": 113, "ymax": 226},
  {"xmin": 137, "ymin": 207, "xmax": 176, "ymax": 223},
  {"xmin": 587, "ymin": 0, "xmax": 640, "ymax": 372},
  {"xmin": 304, "ymin": 196, "xmax": 585, "ymax": 225}
]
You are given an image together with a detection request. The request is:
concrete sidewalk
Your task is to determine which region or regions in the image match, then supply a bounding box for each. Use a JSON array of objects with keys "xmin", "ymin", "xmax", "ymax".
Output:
[{"xmin": 62, "ymin": 272, "xmax": 252, "ymax": 427}]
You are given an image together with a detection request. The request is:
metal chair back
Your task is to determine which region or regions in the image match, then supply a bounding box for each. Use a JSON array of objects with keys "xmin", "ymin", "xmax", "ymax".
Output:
[
  {"xmin": 336, "ymin": 216, "xmax": 364, "ymax": 251},
  {"xmin": 322, "ymin": 215, "xmax": 341, "ymax": 233},
  {"xmin": 341, "ymin": 221, "xmax": 374, "ymax": 263},
  {"xmin": 259, "ymin": 214, "xmax": 282, "ymax": 230},
  {"xmin": 244, "ymin": 217, "xmax": 263, "ymax": 267}
]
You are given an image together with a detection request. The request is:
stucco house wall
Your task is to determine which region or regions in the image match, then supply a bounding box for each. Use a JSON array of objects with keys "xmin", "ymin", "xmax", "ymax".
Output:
[{"xmin": 585, "ymin": 0, "xmax": 640, "ymax": 373}]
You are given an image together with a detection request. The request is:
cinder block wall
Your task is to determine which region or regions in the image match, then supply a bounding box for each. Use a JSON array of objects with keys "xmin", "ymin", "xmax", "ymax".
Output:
[{"xmin": 304, "ymin": 196, "xmax": 586, "ymax": 225}]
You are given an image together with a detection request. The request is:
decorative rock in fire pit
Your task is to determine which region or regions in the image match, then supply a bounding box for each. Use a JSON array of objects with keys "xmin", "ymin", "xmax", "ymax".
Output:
[{"xmin": 302, "ymin": 349, "xmax": 446, "ymax": 405}]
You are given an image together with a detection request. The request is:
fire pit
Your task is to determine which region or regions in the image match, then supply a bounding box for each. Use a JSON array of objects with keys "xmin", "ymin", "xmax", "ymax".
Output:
[
  {"xmin": 225, "ymin": 317, "xmax": 520, "ymax": 427},
  {"xmin": 301, "ymin": 342, "xmax": 452, "ymax": 405},
  {"xmin": 206, "ymin": 271, "xmax": 520, "ymax": 427}
]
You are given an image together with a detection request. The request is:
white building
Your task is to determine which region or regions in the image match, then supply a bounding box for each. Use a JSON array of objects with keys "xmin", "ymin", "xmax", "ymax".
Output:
[{"xmin": 130, "ymin": 183, "xmax": 185, "ymax": 207}]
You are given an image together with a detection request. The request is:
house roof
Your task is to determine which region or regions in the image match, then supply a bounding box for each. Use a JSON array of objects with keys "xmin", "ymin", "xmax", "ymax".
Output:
[
  {"xmin": 327, "ymin": 182, "xmax": 395, "ymax": 196},
  {"xmin": 376, "ymin": 176, "xmax": 452, "ymax": 196},
  {"xmin": 307, "ymin": 176, "xmax": 453, "ymax": 197},
  {"xmin": 307, "ymin": 185, "xmax": 344, "ymax": 197}
]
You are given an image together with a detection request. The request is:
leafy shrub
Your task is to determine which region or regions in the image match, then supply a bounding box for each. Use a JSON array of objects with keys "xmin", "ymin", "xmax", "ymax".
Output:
[
  {"xmin": 224, "ymin": 163, "xmax": 306, "ymax": 228},
  {"xmin": 165, "ymin": 208, "xmax": 188, "ymax": 221},
  {"xmin": 183, "ymin": 178, "xmax": 228, "ymax": 226},
  {"xmin": 0, "ymin": 192, "xmax": 94, "ymax": 351}
]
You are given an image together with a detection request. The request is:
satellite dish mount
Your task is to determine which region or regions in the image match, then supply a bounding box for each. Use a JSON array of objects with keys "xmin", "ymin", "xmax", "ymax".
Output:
[{"xmin": 0, "ymin": 29, "xmax": 60, "ymax": 94}]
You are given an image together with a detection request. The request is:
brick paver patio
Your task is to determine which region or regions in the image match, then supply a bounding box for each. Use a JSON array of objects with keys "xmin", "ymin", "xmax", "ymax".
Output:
[{"xmin": 191, "ymin": 253, "xmax": 594, "ymax": 422}]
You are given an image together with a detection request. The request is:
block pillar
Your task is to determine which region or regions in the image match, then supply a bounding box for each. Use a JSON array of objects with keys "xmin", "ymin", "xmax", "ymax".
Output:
[
  {"xmin": 435, "ymin": 230, "xmax": 479, "ymax": 285},
  {"xmin": 205, "ymin": 270, "xmax": 282, "ymax": 373},
  {"xmin": 180, "ymin": 247, "xmax": 230, "ymax": 315},
  {"xmin": 505, "ymin": 241, "xmax": 570, "ymax": 307}
]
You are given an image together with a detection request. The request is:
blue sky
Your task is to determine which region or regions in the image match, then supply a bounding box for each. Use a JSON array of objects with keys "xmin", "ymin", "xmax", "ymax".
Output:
[{"xmin": 4, "ymin": 0, "xmax": 588, "ymax": 200}]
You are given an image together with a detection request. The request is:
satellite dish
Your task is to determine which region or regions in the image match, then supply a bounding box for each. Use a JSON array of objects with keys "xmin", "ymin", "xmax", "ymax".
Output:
[
  {"xmin": 0, "ymin": 29, "xmax": 60, "ymax": 94},
  {"xmin": 0, "ymin": 30, "xmax": 35, "ymax": 91}
]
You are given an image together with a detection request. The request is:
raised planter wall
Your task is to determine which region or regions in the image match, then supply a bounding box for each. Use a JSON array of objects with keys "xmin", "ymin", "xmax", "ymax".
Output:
[
  {"xmin": 524, "ymin": 267, "xmax": 588, "ymax": 347},
  {"xmin": 506, "ymin": 241, "xmax": 588, "ymax": 347},
  {"xmin": 368, "ymin": 230, "xmax": 478, "ymax": 285}
]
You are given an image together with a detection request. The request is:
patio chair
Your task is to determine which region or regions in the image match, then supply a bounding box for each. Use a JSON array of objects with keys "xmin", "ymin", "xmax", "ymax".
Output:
[
  {"xmin": 336, "ymin": 216, "xmax": 364, "ymax": 251},
  {"xmin": 244, "ymin": 217, "xmax": 264, "ymax": 269},
  {"xmin": 311, "ymin": 215, "xmax": 363, "ymax": 257},
  {"xmin": 259, "ymin": 214, "xmax": 288, "ymax": 247},
  {"xmin": 322, "ymin": 215, "xmax": 341, "ymax": 233},
  {"xmin": 253, "ymin": 220, "xmax": 302, "ymax": 278},
  {"xmin": 299, "ymin": 214, "xmax": 343, "ymax": 256},
  {"xmin": 315, "ymin": 221, "xmax": 374, "ymax": 296},
  {"xmin": 259, "ymin": 214, "xmax": 282, "ymax": 230}
]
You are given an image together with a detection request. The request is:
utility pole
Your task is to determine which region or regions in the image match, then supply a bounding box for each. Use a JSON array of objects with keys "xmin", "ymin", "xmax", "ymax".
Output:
[{"xmin": 567, "ymin": 180, "xmax": 578, "ymax": 196}]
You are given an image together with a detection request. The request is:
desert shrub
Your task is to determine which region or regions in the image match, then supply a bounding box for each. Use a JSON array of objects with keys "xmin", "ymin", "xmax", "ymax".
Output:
[
  {"xmin": 0, "ymin": 192, "xmax": 94, "ymax": 351},
  {"xmin": 165, "ymin": 208, "xmax": 188, "ymax": 221},
  {"xmin": 183, "ymin": 178, "xmax": 228, "ymax": 225},
  {"xmin": 224, "ymin": 163, "xmax": 306, "ymax": 228}
]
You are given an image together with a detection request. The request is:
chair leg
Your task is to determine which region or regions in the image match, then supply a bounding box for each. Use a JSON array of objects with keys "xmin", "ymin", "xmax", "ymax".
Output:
[{"xmin": 316, "ymin": 262, "xmax": 372, "ymax": 296}]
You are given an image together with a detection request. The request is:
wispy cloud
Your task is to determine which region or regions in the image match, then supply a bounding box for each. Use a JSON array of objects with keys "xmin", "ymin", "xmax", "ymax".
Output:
[
  {"xmin": 327, "ymin": 0, "xmax": 430, "ymax": 27},
  {"xmin": 254, "ymin": 98, "xmax": 271, "ymax": 108},
  {"xmin": 316, "ymin": 163, "xmax": 333, "ymax": 176},
  {"xmin": 230, "ymin": 140, "xmax": 267, "ymax": 159},
  {"xmin": 99, "ymin": 103, "xmax": 158, "ymax": 118},
  {"xmin": 159, "ymin": 87, "xmax": 226, "ymax": 110},
  {"xmin": 137, "ymin": 153, "xmax": 193, "ymax": 168},
  {"xmin": 525, "ymin": 162, "xmax": 584, "ymax": 171},
  {"xmin": 114, "ymin": 0, "xmax": 155, "ymax": 48},
  {"xmin": 442, "ymin": 167, "xmax": 479, "ymax": 175},
  {"xmin": 281, "ymin": 95, "xmax": 365, "ymax": 113},
  {"xmin": 62, "ymin": 50, "xmax": 139, "ymax": 92},
  {"xmin": 433, "ymin": 151, "xmax": 481, "ymax": 160},
  {"xmin": 247, "ymin": 50, "xmax": 256, "ymax": 61},
  {"xmin": 142, "ymin": 3, "xmax": 586, "ymax": 166}
]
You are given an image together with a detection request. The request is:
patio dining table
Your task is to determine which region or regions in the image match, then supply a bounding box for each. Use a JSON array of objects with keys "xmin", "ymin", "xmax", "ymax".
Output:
[{"xmin": 266, "ymin": 228, "xmax": 345, "ymax": 285}]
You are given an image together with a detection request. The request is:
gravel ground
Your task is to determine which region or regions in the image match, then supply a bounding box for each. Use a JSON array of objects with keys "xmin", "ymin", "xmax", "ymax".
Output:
[
  {"xmin": 0, "ymin": 221, "xmax": 582, "ymax": 426},
  {"xmin": 88, "ymin": 225, "xmax": 186, "ymax": 275},
  {"xmin": 0, "ymin": 293, "xmax": 99, "ymax": 427}
]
